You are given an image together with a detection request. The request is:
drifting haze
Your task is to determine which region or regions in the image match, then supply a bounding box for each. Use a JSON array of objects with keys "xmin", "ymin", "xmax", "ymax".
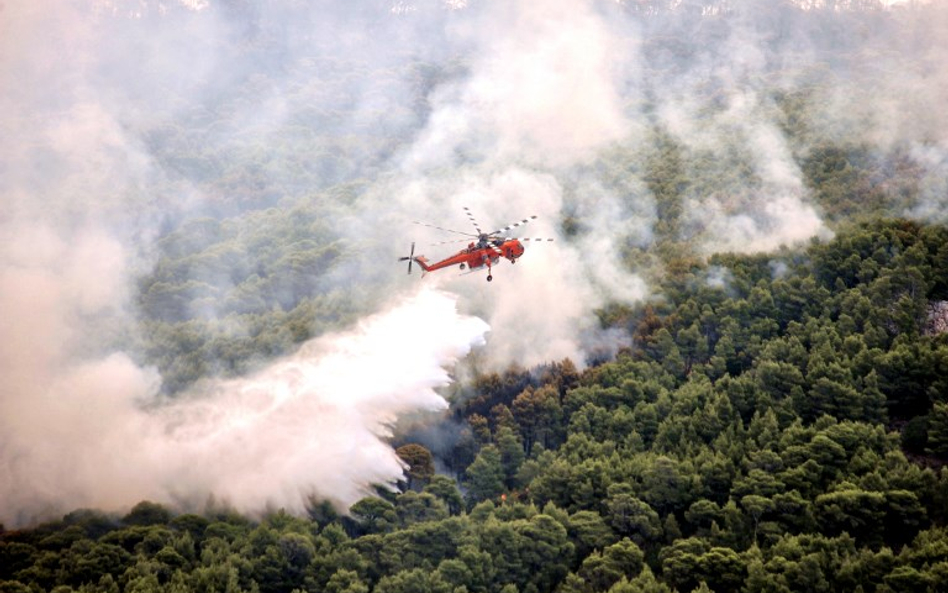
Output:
[
  {"xmin": 371, "ymin": 0, "xmax": 651, "ymax": 366},
  {"xmin": 1, "ymin": 284, "xmax": 485, "ymax": 525},
  {"xmin": 3, "ymin": 0, "xmax": 948, "ymax": 523}
]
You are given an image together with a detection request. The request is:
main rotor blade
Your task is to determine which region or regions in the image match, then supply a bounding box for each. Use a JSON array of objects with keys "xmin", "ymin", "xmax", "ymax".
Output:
[
  {"xmin": 412, "ymin": 220, "xmax": 477, "ymax": 237},
  {"xmin": 510, "ymin": 237, "xmax": 555, "ymax": 242},
  {"xmin": 489, "ymin": 215, "xmax": 537, "ymax": 237},
  {"xmin": 463, "ymin": 207, "xmax": 484, "ymax": 236}
]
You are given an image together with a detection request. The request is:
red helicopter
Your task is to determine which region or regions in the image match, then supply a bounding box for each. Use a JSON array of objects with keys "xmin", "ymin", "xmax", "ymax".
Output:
[{"xmin": 399, "ymin": 207, "xmax": 553, "ymax": 282}]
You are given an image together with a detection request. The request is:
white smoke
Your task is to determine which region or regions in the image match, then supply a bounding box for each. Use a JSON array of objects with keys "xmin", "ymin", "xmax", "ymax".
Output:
[
  {"xmin": 372, "ymin": 0, "xmax": 650, "ymax": 367},
  {"xmin": 409, "ymin": 0, "xmax": 632, "ymax": 170},
  {"xmin": 0, "ymin": 287, "xmax": 487, "ymax": 525},
  {"xmin": 5, "ymin": 0, "xmax": 948, "ymax": 526},
  {"xmin": 155, "ymin": 287, "xmax": 487, "ymax": 513},
  {"xmin": 652, "ymin": 11, "xmax": 832, "ymax": 253},
  {"xmin": 907, "ymin": 142, "xmax": 948, "ymax": 224},
  {"xmin": 0, "ymin": 0, "xmax": 494, "ymax": 526}
]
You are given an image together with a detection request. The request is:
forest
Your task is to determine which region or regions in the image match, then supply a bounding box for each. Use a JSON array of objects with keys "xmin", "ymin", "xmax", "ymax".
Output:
[
  {"xmin": 3, "ymin": 219, "xmax": 947, "ymax": 593},
  {"xmin": 3, "ymin": 1, "xmax": 948, "ymax": 592}
]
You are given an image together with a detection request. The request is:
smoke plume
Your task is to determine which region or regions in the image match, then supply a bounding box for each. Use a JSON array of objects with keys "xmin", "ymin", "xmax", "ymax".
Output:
[
  {"xmin": 0, "ymin": 0, "xmax": 492, "ymax": 525},
  {"xmin": 3, "ymin": 0, "xmax": 948, "ymax": 524},
  {"xmin": 1, "ymin": 287, "xmax": 486, "ymax": 525}
]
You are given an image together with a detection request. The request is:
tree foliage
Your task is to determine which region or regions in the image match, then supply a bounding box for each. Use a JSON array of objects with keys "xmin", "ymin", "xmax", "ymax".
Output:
[
  {"xmin": 9, "ymin": 216, "xmax": 948, "ymax": 591},
  {"xmin": 6, "ymin": 3, "xmax": 948, "ymax": 593}
]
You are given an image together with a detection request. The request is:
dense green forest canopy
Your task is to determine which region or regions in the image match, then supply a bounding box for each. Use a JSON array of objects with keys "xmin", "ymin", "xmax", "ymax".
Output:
[
  {"xmin": 4, "ymin": 219, "xmax": 948, "ymax": 593},
  {"xmin": 3, "ymin": 1, "xmax": 948, "ymax": 592}
]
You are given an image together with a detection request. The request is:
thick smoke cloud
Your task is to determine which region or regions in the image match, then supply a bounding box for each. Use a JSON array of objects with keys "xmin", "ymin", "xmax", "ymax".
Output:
[
  {"xmin": 0, "ymin": 1, "xmax": 488, "ymax": 525},
  {"xmin": 3, "ymin": 0, "xmax": 948, "ymax": 524},
  {"xmin": 364, "ymin": 0, "xmax": 652, "ymax": 366},
  {"xmin": 1, "ymin": 286, "xmax": 486, "ymax": 525}
]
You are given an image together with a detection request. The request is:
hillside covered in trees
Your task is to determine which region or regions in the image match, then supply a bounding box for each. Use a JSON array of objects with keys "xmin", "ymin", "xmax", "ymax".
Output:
[
  {"xmin": 3, "ymin": 0, "xmax": 948, "ymax": 592},
  {"xmin": 3, "ymin": 219, "xmax": 948, "ymax": 593}
]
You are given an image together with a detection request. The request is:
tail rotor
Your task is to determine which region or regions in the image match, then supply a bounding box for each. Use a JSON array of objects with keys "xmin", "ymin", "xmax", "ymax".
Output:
[{"xmin": 398, "ymin": 242, "xmax": 416, "ymax": 274}]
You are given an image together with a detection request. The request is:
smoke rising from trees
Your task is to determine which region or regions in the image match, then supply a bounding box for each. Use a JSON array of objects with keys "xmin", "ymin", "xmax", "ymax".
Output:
[
  {"xmin": 2, "ymin": 0, "xmax": 947, "ymax": 523},
  {"xmin": 1, "ymin": 285, "xmax": 486, "ymax": 526}
]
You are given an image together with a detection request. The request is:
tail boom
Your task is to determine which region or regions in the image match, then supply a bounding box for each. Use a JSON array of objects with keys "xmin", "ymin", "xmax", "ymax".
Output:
[{"xmin": 412, "ymin": 255, "xmax": 433, "ymax": 272}]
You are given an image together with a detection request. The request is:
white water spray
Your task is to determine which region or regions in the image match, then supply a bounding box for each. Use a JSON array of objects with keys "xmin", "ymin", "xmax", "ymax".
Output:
[{"xmin": 0, "ymin": 288, "xmax": 488, "ymax": 525}]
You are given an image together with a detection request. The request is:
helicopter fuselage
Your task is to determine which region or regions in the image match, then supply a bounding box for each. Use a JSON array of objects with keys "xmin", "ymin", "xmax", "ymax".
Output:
[
  {"xmin": 414, "ymin": 238, "xmax": 525, "ymax": 277},
  {"xmin": 399, "ymin": 208, "xmax": 553, "ymax": 282}
]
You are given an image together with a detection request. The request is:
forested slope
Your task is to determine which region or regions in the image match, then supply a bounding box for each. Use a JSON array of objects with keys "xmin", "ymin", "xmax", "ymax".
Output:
[
  {"xmin": 4, "ymin": 1, "xmax": 948, "ymax": 592},
  {"xmin": 3, "ymin": 219, "xmax": 947, "ymax": 593}
]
